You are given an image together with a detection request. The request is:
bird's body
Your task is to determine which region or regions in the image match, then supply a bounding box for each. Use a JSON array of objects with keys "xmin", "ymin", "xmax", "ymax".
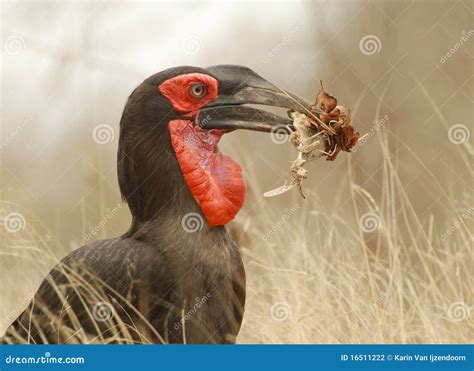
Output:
[
  {"xmin": 4, "ymin": 133, "xmax": 246, "ymax": 344},
  {"xmin": 5, "ymin": 229, "xmax": 245, "ymax": 344},
  {"xmin": 2, "ymin": 65, "xmax": 311, "ymax": 344}
]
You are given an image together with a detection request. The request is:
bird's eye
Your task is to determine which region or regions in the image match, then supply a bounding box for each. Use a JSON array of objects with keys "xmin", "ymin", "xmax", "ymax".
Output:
[{"xmin": 189, "ymin": 82, "xmax": 207, "ymax": 98}]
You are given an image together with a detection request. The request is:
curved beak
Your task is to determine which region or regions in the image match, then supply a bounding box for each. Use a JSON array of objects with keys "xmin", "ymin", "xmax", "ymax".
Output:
[{"xmin": 196, "ymin": 65, "xmax": 316, "ymax": 133}]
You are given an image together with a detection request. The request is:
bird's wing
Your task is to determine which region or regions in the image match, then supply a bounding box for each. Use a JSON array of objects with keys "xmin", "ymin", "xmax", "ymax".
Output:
[{"xmin": 2, "ymin": 237, "xmax": 174, "ymax": 344}]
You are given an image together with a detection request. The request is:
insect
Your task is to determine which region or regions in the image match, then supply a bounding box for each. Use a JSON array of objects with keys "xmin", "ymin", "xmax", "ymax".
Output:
[{"xmin": 264, "ymin": 82, "xmax": 361, "ymax": 199}]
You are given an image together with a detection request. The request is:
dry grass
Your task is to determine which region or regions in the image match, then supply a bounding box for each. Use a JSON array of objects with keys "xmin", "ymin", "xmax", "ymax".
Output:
[
  {"xmin": 0, "ymin": 0, "xmax": 472, "ymax": 344},
  {"xmin": 1, "ymin": 111, "xmax": 472, "ymax": 343},
  {"xmin": 238, "ymin": 145, "xmax": 472, "ymax": 343}
]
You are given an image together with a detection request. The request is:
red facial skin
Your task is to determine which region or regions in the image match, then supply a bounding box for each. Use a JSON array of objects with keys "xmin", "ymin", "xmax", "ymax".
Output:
[
  {"xmin": 159, "ymin": 73, "xmax": 246, "ymax": 227},
  {"xmin": 158, "ymin": 73, "xmax": 219, "ymax": 115}
]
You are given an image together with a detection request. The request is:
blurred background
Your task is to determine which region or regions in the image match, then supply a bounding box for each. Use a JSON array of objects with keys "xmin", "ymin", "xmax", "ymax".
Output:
[{"xmin": 1, "ymin": 0, "xmax": 472, "ymax": 343}]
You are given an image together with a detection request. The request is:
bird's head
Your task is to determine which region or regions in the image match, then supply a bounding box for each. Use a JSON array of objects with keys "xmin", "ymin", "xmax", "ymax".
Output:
[{"xmin": 118, "ymin": 65, "xmax": 312, "ymax": 231}]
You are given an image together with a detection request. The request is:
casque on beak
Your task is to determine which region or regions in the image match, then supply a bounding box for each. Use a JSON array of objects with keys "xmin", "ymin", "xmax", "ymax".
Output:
[{"xmin": 196, "ymin": 65, "xmax": 320, "ymax": 133}]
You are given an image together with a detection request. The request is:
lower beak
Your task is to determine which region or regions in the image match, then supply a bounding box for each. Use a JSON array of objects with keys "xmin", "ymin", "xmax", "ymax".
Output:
[{"xmin": 196, "ymin": 65, "xmax": 315, "ymax": 133}]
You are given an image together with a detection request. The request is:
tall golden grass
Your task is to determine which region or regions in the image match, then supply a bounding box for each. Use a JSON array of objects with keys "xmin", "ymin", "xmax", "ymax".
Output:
[{"xmin": 1, "ymin": 106, "xmax": 472, "ymax": 343}]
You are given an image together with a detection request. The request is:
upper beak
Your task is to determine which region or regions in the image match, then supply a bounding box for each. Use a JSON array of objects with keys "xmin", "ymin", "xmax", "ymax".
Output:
[{"xmin": 196, "ymin": 65, "xmax": 315, "ymax": 133}]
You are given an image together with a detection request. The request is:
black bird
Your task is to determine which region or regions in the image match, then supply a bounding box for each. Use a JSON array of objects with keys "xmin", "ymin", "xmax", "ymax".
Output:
[{"xmin": 2, "ymin": 65, "xmax": 311, "ymax": 344}]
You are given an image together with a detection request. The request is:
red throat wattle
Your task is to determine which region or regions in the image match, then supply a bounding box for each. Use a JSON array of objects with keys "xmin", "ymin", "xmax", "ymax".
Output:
[{"xmin": 168, "ymin": 120, "xmax": 246, "ymax": 227}]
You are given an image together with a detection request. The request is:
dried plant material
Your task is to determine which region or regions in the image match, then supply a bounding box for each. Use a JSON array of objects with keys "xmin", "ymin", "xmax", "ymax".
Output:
[
  {"xmin": 313, "ymin": 81, "xmax": 337, "ymax": 114},
  {"xmin": 310, "ymin": 81, "xmax": 360, "ymax": 161},
  {"xmin": 264, "ymin": 81, "xmax": 361, "ymax": 198}
]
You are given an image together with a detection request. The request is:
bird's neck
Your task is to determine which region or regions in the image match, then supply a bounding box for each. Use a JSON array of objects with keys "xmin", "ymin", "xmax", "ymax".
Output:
[
  {"xmin": 117, "ymin": 118, "xmax": 236, "ymax": 243},
  {"xmin": 118, "ymin": 129, "xmax": 204, "ymax": 235}
]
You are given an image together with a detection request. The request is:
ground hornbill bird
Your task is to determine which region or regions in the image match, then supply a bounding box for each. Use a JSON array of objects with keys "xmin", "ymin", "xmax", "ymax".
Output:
[{"xmin": 2, "ymin": 65, "xmax": 313, "ymax": 344}]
